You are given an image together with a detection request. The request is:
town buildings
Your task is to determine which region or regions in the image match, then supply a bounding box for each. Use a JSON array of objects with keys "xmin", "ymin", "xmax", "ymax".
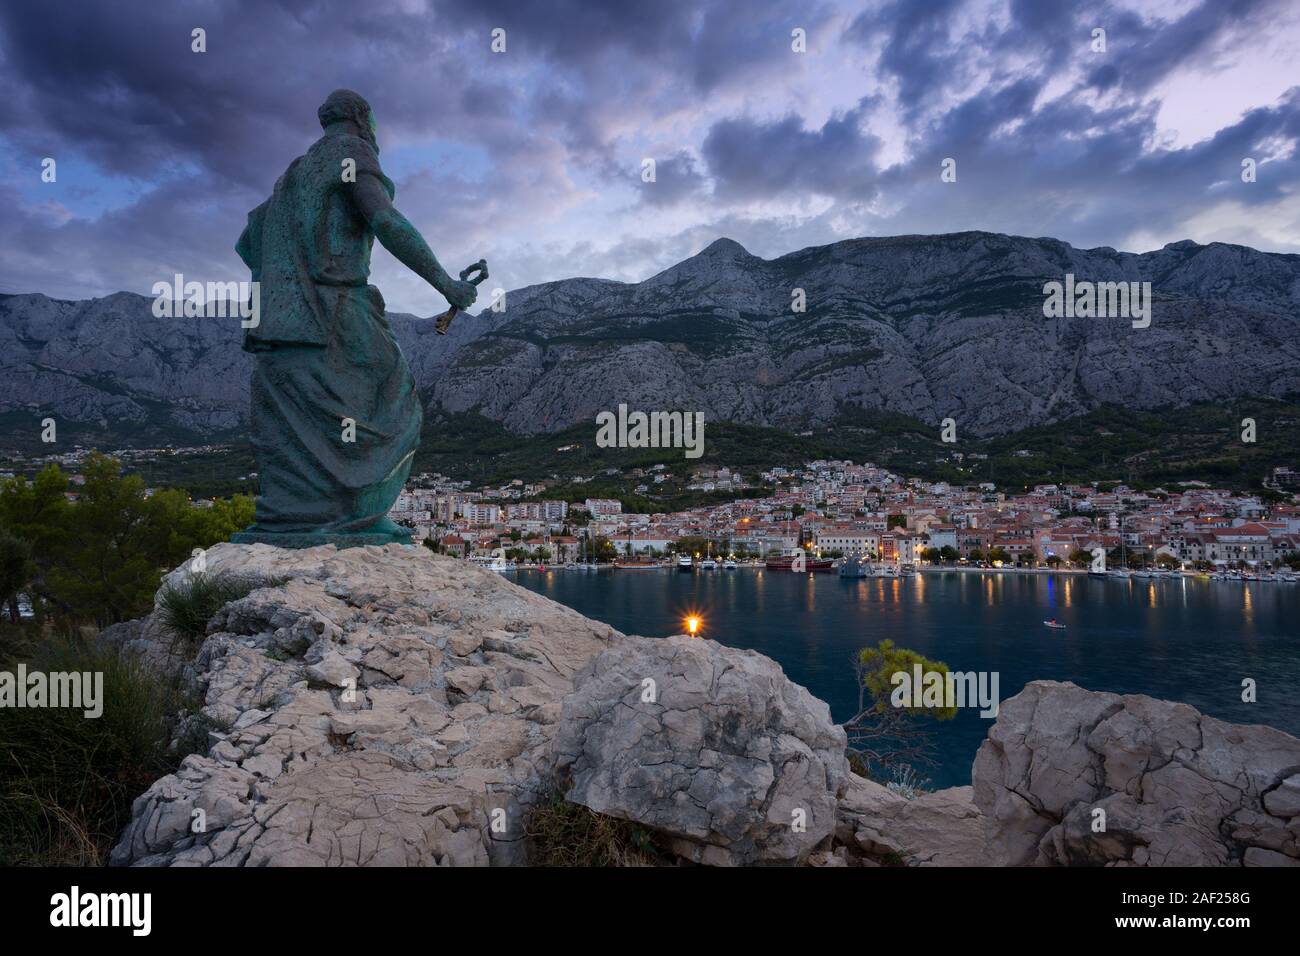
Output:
[{"xmin": 390, "ymin": 462, "xmax": 1300, "ymax": 569}]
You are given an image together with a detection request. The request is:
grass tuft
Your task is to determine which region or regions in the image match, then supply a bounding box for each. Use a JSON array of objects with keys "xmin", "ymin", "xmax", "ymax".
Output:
[{"xmin": 156, "ymin": 570, "xmax": 286, "ymax": 645}]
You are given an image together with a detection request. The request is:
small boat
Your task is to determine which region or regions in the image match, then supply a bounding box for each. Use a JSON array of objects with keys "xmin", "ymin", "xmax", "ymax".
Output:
[
  {"xmin": 471, "ymin": 549, "xmax": 511, "ymax": 572},
  {"xmin": 1043, "ymin": 619, "xmax": 1067, "ymax": 629},
  {"xmin": 722, "ymin": 559, "xmax": 738, "ymax": 570},
  {"xmin": 614, "ymin": 559, "xmax": 660, "ymax": 571},
  {"xmin": 698, "ymin": 558, "xmax": 718, "ymax": 570},
  {"xmin": 677, "ymin": 555, "xmax": 694, "ymax": 572}
]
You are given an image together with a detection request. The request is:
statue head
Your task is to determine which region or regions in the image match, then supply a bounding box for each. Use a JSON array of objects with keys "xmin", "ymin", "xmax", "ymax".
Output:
[{"xmin": 318, "ymin": 89, "xmax": 378, "ymax": 151}]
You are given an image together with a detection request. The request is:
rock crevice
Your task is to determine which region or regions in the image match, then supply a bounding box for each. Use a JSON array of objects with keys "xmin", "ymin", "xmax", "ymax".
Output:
[{"xmin": 972, "ymin": 680, "xmax": 1300, "ymax": 867}]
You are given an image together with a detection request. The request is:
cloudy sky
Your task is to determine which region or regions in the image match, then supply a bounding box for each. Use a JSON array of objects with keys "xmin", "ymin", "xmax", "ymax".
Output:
[{"xmin": 2, "ymin": 0, "xmax": 1298, "ymax": 314}]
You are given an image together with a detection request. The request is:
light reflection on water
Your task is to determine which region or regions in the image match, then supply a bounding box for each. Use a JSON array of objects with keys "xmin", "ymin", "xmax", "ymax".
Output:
[{"xmin": 513, "ymin": 569, "xmax": 1300, "ymax": 788}]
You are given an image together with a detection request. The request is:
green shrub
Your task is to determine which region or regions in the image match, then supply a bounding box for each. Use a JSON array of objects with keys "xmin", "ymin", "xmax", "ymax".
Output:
[{"xmin": 0, "ymin": 632, "xmax": 202, "ymax": 866}]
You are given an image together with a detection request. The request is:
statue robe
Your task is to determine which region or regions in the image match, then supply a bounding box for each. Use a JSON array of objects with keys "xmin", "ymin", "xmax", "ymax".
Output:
[{"xmin": 235, "ymin": 131, "xmax": 421, "ymax": 540}]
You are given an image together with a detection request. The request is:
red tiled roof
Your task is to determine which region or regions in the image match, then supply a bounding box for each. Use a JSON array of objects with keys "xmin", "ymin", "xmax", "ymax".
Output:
[{"xmin": 1219, "ymin": 523, "xmax": 1269, "ymax": 537}]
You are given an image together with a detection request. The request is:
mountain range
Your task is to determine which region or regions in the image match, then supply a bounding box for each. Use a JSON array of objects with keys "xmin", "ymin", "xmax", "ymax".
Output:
[{"xmin": 2, "ymin": 230, "xmax": 1299, "ymax": 453}]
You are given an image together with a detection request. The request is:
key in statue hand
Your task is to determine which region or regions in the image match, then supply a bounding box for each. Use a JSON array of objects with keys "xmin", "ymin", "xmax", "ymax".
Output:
[{"xmin": 435, "ymin": 259, "xmax": 489, "ymax": 334}]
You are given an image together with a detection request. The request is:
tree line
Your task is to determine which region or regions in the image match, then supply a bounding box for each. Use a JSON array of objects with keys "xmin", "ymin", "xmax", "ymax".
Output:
[{"xmin": 0, "ymin": 453, "xmax": 254, "ymax": 627}]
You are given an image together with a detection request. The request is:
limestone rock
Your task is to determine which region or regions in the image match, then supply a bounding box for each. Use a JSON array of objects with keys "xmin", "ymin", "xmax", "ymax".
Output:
[
  {"xmin": 836, "ymin": 774, "xmax": 988, "ymax": 866},
  {"xmin": 972, "ymin": 680, "xmax": 1300, "ymax": 866},
  {"xmin": 447, "ymin": 630, "xmax": 484, "ymax": 657},
  {"xmin": 111, "ymin": 543, "xmax": 616, "ymax": 867},
  {"xmin": 304, "ymin": 649, "xmax": 359, "ymax": 688},
  {"xmin": 551, "ymin": 633, "xmax": 849, "ymax": 866}
]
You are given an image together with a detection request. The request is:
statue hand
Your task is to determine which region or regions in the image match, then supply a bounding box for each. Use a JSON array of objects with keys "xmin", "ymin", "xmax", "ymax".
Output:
[{"xmin": 444, "ymin": 279, "xmax": 478, "ymax": 310}]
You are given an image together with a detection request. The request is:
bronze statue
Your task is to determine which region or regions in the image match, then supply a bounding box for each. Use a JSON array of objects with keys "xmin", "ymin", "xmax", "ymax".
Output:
[{"xmin": 232, "ymin": 89, "xmax": 480, "ymax": 547}]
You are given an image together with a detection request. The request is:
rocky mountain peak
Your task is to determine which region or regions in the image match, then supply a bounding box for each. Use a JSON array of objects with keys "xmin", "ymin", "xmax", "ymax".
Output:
[
  {"xmin": 3, "ymin": 230, "xmax": 1300, "ymax": 445},
  {"xmin": 697, "ymin": 236, "xmax": 754, "ymax": 259}
]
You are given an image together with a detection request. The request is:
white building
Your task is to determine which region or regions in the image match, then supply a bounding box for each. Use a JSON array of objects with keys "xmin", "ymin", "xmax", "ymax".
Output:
[
  {"xmin": 464, "ymin": 503, "xmax": 501, "ymax": 525},
  {"xmin": 812, "ymin": 527, "xmax": 879, "ymax": 553}
]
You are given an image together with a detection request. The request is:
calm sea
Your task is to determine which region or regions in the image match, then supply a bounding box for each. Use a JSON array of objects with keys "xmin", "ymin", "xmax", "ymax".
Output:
[{"xmin": 513, "ymin": 568, "xmax": 1300, "ymax": 788}]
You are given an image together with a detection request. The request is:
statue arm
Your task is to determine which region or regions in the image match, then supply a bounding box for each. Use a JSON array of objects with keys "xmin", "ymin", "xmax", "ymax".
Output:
[
  {"xmin": 236, "ymin": 201, "xmax": 267, "ymax": 277},
  {"xmin": 349, "ymin": 175, "xmax": 458, "ymax": 297}
]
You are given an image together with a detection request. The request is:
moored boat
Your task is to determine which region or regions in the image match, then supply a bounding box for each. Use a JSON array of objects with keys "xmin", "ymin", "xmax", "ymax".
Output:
[
  {"xmin": 614, "ymin": 559, "xmax": 661, "ymax": 571},
  {"xmin": 470, "ymin": 549, "xmax": 511, "ymax": 572},
  {"xmin": 765, "ymin": 549, "xmax": 835, "ymax": 572}
]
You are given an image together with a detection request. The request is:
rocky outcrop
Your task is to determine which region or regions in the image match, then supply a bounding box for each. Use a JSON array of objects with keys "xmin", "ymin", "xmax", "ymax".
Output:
[
  {"xmin": 110, "ymin": 543, "xmax": 616, "ymax": 866},
  {"xmin": 111, "ymin": 543, "xmax": 852, "ymax": 868},
  {"xmin": 551, "ymin": 634, "xmax": 849, "ymax": 865},
  {"xmin": 973, "ymin": 680, "xmax": 1300, "ymax": 866},
  {"xmin": 835, "ymin": 775, "xmax": 987, "ymax": 866},
  {"xmin": 108, "ymin": 546, "xmax": 1300, "ymax": 867}
]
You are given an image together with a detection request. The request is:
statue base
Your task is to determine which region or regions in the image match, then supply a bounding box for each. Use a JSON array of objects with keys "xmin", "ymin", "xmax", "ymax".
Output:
[{"xmin": 231, "ymin": 530, "xmax": 414, "ymax": 549}]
